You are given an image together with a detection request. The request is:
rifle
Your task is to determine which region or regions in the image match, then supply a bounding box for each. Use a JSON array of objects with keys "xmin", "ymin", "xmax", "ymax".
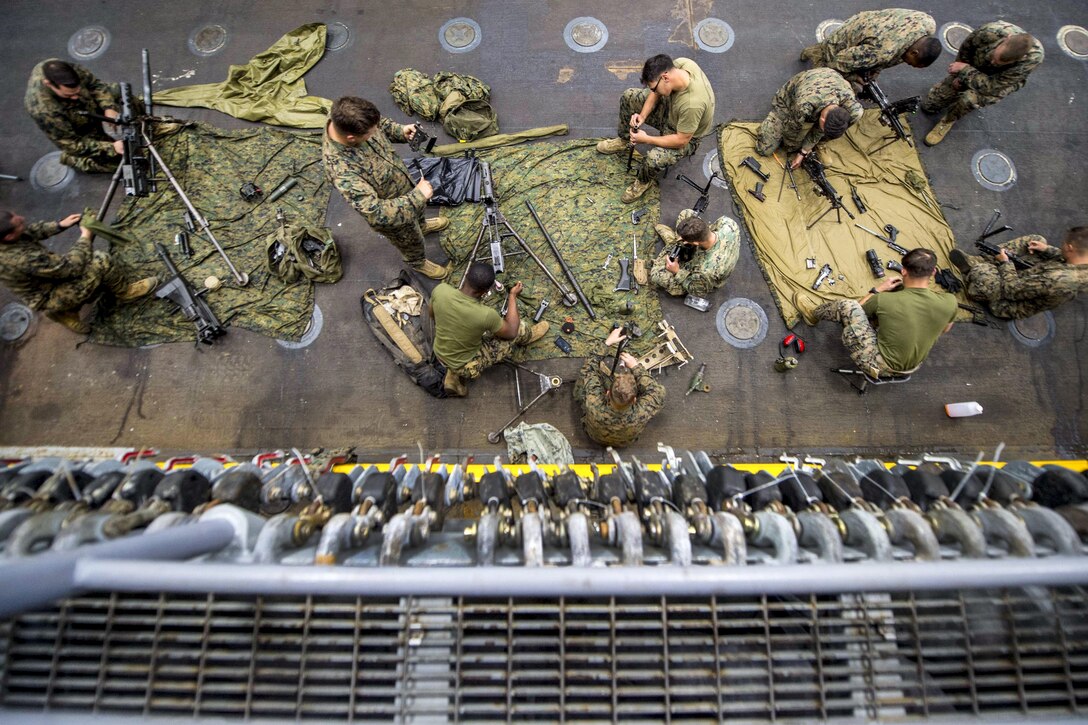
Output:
[
  {"xmin": 801, "ymin": 154, "xmax": 854, "ymax": 229},
  {"xmin": 860, "ymin": 80, "xmax": 920, "ymax": 151},
  {"xmin": 154, "ymin": 243, "xmax": 227, "ymax": 345},
  {"xmin": 975, "ymin": 209, "xmax": 1034, "ymax": 270}
]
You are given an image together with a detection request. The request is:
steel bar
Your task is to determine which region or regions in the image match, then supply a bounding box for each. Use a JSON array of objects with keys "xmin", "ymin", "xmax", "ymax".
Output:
[
  {"xmin": 72, "ymin": 556, "xmax": 1088, "ymax": 599},
  {"xmin": 0, "ymin": 518, "xmax": 234, "ymax": 618}
]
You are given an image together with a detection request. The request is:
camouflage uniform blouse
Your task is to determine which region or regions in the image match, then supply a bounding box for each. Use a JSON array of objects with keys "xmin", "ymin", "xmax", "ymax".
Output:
[
  {"xmin": 955, "ymin": 21, "xmax": 1044, "ymax": 101},
  {"xmin": 775, "ymin": 69, "xmax": 863, "ymax": 152},
  {"xmin": 819, "ymin": 9, "xmax": 936, "ymax": 78},
  {"xmin": 24, "ymin": 59, "xmax": 119, "ymax": 158},
  {"xmin": 0, "ymin": 221, "xmax": 93, "ymax": 309},
  {"xmin": 980, "ymin": 236, "xmax": 1088, "ymax": 319},
  {"xmin": 322, "ymin": 117, "xmax": 426, "ymax": 232},
  {"xmin": 574, "ymin": 354, "xmax": 666, "ymax": 448}
]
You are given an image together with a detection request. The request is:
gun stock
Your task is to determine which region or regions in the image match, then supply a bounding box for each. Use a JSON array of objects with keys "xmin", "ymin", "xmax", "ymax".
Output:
[{"xmin": 153, "ymin": 243, "xmax": 227, "ymax": 344}]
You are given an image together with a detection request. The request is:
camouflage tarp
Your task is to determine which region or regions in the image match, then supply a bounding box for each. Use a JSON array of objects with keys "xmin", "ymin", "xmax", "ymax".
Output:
[
  {"xmin": 718, "ymin": 110, "xmax": 965, "ymax": 328},
  {"xmin": 438, "ymin": 138, "xmax": 664, "ymax": 362},
  {"xmin": 88, "ymin": 121, "xmax": 330, "ymax": 346}
]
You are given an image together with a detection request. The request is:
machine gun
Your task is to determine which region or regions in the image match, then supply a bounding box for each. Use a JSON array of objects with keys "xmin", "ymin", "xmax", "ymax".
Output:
[
  {"xmin": 975, "ymin": 209, "xmax": 1034, "ymax": 270},
  {"xmin": 802, "ymin": 154, "xmax": 854, "ymax": 229},
  {"xmin": 153, "ymin": 243, "xmax": 227, "ymax": 345},
  {"xmin": 459, "ymin": 163, "xmax": 578, "ymax": 306},
  {"xmin": 860, "ymin": 80, "xmax": 920, "ymax": 152}
]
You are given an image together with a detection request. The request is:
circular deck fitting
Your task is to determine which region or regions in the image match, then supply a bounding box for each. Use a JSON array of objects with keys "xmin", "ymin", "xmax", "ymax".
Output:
[
  {"xmin": 1057, "ymin": 25, "xmax": 1088, "ymax": 60},
  {"xmin": 564, "ymin": 17, "xmax": 608, "ymax": 53},
  {"xmin": 188, "ymin": 24, "xmax": 228, "ymax": 57},
  {"xmin": 276, "ymin": 304, "xmax": 324, "ymax": 349},
  {"xmin": 0, "ymin": 303, "xmax": 34, "ymax": 342},
  {"xmin": 815, "ymin": 20, "xmax": 844, "ymax": 43},
  {"xmin": 716, "ymin": 298, "xmax": 768, "ymax": 349},
  {"xmin": 702, "ymin": 150, "xmax": 730, "ymax": 189},
  {"xmin": 940, "ymin": 22, "xmax": 973, "ymax": 55},
  {"xmin": 1008, "ymin": 311, "xmax": 1055, "ymax": 348},
  {"xmin": 68, "ymin": 26, "xmax": 111, "ymax": 60},
  {"xmin": 693, "ymin": 19, "xmax": 735, "ymax": 53},
  {"xmin": 29, "ymin": 152, "xmax": 74, "ymax": 192},
  {"xmin": 439, "ymin": 18, "xmax": 482, "ymax": 54},
  {"xmin": 971, "ymin": 149, "xmax": 1017, "ymax": 192},
  {"xmin": 325, "ymin": 22, "xmax": 352, "ymax": 52}
]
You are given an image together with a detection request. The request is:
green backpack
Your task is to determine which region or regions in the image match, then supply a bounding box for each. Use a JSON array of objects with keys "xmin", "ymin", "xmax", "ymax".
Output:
[
  {"xmin": 389, "ymin": 68, "xmax": 440, "ymax": 120},
  {"xmin": 265, "ymin": 220, "xmax": 343, "ymax": 284}
]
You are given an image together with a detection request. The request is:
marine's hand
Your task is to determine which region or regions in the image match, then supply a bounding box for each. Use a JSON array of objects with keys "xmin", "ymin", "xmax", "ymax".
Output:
[
  {"xmin": 881, "ymin": 277, "xmax": 903, "ymax": 292},
  {"xmin": 948, "ymin": 61, "xmax": 968, "ymax": 75},
  {"xmin": 665, "ymin": 257, "xmax": 680, "ymax": 274},
  {"xmin": 415, "ymin": 177, "xmax": 434, "ymax": 200},
  {"xmin": 403, "ymin": 124, "xmax": 417, "ymax": 140},
  {"xmin": 1027, "ymin": 239, "xmax": 1048, "ymax": 254},
  {"xmin": 619, "ymin": 352, "xmax": 640, "ymax": 369},
  {"xmin": 112, "ymin": 139, "xmax": 124, "ymax": 155},
  {"xmin": 78, "ymin": 224, "xmax": 95, "ymax": 240},
  {"xmin": 605, "ymin": 327, "xmax": 627, "ymax": 347},
  {"xmin": 790, "ymin": 152, "xmax": 805, "ymax": 170},
  {"xmin": 630, "ymin": 128, "xmax": 649, "ymax": 145},
  {"xmin": 995, "ymin": 249, "xmax": 1009, "ymax": 263},
  {"xmin": 629, "ymin": 113, "xmax": 643, "ymax": 129},
  {"xmin": 58, "ymin": 213, "xmax": 82, "ymax": 229},
  {"xmin": 508, "ymin": 281, "xmax": 524, "ymax": 298}
]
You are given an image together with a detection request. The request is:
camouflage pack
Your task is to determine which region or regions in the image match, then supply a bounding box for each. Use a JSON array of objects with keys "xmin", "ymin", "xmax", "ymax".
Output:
[
  {"xmin": 265, "ymin": 220, "xmax": 343, "ymax": 284},
  {"xmin": 389, "ymin": 68, "xmax": 440, "ymax": 120}
]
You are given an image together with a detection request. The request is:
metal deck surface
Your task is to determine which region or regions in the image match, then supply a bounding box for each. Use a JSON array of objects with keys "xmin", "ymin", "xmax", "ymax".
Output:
[{"xmin": 0, "ymin": 1, "xmax": 1086, "ymax": 461}]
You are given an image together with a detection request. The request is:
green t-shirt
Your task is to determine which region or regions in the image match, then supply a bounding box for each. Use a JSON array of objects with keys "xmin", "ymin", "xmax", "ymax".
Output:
[
  {"xmin": 670, "ymin": 58, "xmax": 715, "ymax": 139},
  {"xmin": 431, "ymin": 282, "xmax": 503, "ymax": 370},
  {"xmin": 862, "ymin": 287, "xmax": 957, "ymax": 372}
]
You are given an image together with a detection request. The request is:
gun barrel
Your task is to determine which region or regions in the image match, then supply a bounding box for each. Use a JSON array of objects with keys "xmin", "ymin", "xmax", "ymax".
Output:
[
  {"xmin": 525, "ymin": 199, "xmax": 596, "ymax": 319},
  {"xmin": 154, "ymin": 242, "xmax": 180, "ymax": 278},
  {"xmin": 141, "ymin": 49, "xmax": 153, "ymax": 117}
]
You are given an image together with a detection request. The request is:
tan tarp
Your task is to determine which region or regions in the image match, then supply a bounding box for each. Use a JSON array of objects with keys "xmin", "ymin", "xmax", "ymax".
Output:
[
  {"xmin": 154, "ymin": 23, "xmax": 332, "ymax": 129},
  {"xmin": 718, "ymin": 110, "xmax": 963, "ymax": 328}
]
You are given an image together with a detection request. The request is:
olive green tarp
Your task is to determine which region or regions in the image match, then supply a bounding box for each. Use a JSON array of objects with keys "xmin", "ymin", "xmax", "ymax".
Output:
[
  {"xmin": 88, "ymin": 121, "xmax": 330, "ymax": 346},
  {"xmin": 153, "ymin": 23, "xmax": 332, "ymax": 129},
  {"xmin": 438, "ymin": 139, "xmax": 664, "ymax": 362},
  {"xmin": 717, "ymin": 110, "xmax": 965, "ymax": 329}
]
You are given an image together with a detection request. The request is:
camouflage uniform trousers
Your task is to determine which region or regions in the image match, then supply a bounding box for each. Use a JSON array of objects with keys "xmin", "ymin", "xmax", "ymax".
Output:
[
  {"xmin": 922, "ymin": 76, "xmax": 1004, "ymax": 123},
  {"xmin": 617, "ymin": 88, "xmax": 699, "ymax": 183},
  {"xmin": 814, "ymin": 299, "xmax": 894, "ymax": 379},
  {"xmin": 57, "ymin": 83, "xmax": 127, "ymax": 174},
  {"xmin": 756, "ymin": 103, "xmax": 809, "ymax": 156},
  {"xmin": 39, "ymin": 250, "xmax": 126, "ymax": 314},
  {"xmin": 447, "ymin": 319, "xmax": 533, "ymax": 382},
  {"xmin": 375, "ymin": 212, "xmax": 428, "ymax": 268}
]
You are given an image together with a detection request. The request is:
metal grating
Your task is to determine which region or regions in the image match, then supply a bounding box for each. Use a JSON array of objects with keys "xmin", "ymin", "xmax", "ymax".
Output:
[{"xmin": 1, "ymin": 588, "xmax": 1086, "ymax": 721}]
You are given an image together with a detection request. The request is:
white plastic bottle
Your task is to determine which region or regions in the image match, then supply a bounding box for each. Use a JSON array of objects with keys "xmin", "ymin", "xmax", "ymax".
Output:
[{"xmin": 945, "ymin": 401, "xmax": 983, "ymax": 418}]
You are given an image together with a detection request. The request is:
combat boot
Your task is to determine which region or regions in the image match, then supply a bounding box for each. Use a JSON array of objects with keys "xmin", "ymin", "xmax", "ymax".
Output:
[
  {"xmin": 793, "ymin": 293, "xmax": 822, "ymax": 326},
  {"xmin": 654, "ymin": 224, "xmax": 681, "ymax": 245},
  {"xmin": 948, "ymin": 249, "xmax": 978, "ymax": 276},
  {"xmin": 47, "ymin": 310, "xmax": 90, "ymax": 334},
  {"xmin": 527, "ymin": 321, "xmax": 550, "ymax": 344},
  {"xmin": 621, "ymin": 178, "xmax": 653, "ymax": 204},
  {"xmin": 443, "ymin": 368, "xmax": 468, "ymax": 397},
  {"xmin": 115, "ymin": 276, "xmax": 159, "ymax": 302},
  {"xmin": 422, "ymin": 216, "xmax": 449, "ymax": 235},
  {"xmin": 924, "ymin": 116, "xmax": 956, "ymax": 146},
  {"xmin": 412, "ymin": 259, "xmax": 450, "ymax": 280},
  {"xmin": 596, "ymin": 137, "xmax": 628, "ymax": 155}
]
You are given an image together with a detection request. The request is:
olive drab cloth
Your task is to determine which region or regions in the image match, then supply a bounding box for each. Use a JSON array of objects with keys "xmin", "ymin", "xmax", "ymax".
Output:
[
  {"xmin": 389, "ymin": 69, "xmax": 498, "ymax": 141},
  {"xmin": 154, "ymin": 23, "xmax": 332, "ymax": 128},
  {"xmin": 718, "ymin": 111, "xmax": 966, "ymax": 329},
  {"xmin": 264, "ymin": 220, "xmax": 342, "ymax": 284},
  {"xmin": 85, "ymin": 121, "xmax": 330, "ymax": 346},
  {"xmin": 438, "ymin": 139, "xmax": 665, "ymax": 362},
  {"xmin": 430, "ymin": 125, "xmax": 568, "ymax": 156}
]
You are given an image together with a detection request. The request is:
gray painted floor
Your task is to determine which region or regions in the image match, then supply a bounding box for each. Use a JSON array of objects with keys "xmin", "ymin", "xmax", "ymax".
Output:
[{"xmin": 0, "ymin": 1, "xmax": 1085, "ymax": 461}]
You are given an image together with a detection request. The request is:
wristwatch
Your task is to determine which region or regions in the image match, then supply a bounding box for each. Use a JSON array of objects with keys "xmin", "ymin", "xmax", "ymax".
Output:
[{"xmin": 869, "ymin": 287, "xmax": 878, "ymax": 295}]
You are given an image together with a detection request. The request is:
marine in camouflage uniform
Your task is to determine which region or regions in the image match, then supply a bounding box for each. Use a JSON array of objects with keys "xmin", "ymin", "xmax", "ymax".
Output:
[
  {"xmin": 756, "ymin": 69, "xmax": 863, "ymax": 157},
  {"xmin": 800, "ymin": 9, "xmax": 938, "ymax": 89},
  {"xmin": 573, "ymin": 344, "xmax": 666, "ymax": 448},
  {"xmin": 650, "ymin": 210, "xmax": 740, "ymax": 297},
  {"xmin": 0, "ymin": 212, "xmax": 156, "ymax": 333},
  {"xmin": 323, "ymin": 97, "xmax": 447, "ymax": 277},
  {"xmin": 922, "ymin": 21, "xmax": 1044, "ymax": 145},
  {"xmin": 952, "ymin": 233, "xmax": 1088, "ymax": 320},
  {"xmin": 24, "ymin": 59, "xmax": 124, "ymax": 174}
]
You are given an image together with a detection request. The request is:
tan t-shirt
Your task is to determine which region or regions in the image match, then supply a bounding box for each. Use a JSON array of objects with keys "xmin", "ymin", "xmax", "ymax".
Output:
[{"xmin": 670, "ymin": 58, "xmax": 715, "ymax": 139}]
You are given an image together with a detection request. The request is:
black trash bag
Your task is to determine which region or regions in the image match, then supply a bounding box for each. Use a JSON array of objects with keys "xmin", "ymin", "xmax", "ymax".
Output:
[{"xmin": 407, "ymin": 156, "xmax": 481, "ymax": 206}]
